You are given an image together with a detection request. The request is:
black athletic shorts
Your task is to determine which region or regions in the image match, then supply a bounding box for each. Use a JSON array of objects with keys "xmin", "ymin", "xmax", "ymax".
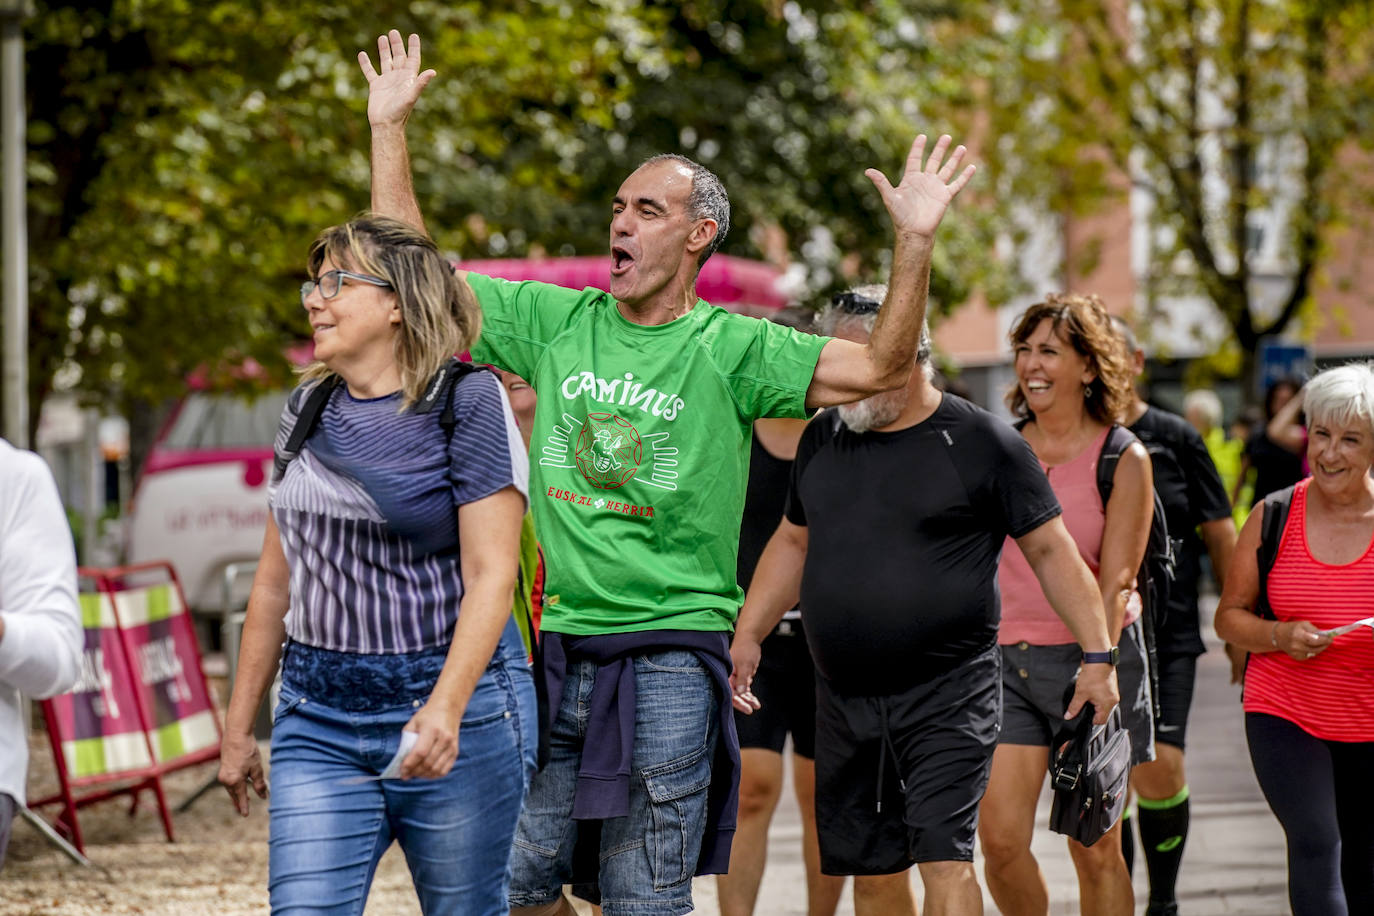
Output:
[
  {"xmin": 735, "ymin": 619, "xmax": 817, "ymax": 758},
  {"xmin": 813, "ymin": 645, "xmax": 1000, "ymax": 874},
  {"xmin": 1152, "ymin": 651, "xmax": 1197, "ymax": 750}
]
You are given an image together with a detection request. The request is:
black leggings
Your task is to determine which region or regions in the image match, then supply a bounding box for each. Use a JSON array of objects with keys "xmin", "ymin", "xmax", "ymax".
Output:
[{"xmin": 1246, "ymin": 713, "xmax": 1374, "ymax": 916}]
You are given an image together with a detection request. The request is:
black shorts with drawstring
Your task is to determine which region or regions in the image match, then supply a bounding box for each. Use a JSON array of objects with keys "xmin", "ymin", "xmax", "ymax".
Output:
[{"xmin": 813, "ymin": 644, "xmax": 1000, "ymax": 874}]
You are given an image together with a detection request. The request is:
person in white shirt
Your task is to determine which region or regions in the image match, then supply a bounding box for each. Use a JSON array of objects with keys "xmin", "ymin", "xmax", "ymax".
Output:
[{"xmin": 0, "ymin": 439, "xmax": 82, "ymax": 866}]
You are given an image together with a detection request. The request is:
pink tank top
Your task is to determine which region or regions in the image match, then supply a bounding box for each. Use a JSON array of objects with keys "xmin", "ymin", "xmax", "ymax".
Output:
[
  {"xmin": 998, "ymin": 425, "xmax": 1140, "ymax": 645},
  {"xmin": 1244, "ymin": 479, "xmax": 1374, "ymax": 741}
]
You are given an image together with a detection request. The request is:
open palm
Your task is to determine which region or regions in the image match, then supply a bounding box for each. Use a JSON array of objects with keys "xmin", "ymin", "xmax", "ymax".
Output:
[
  {"xmin": 358, "ymin": 30, "xmax": 436, "ymax": 128},
  {"xmin": 866, "ymin": 134, "xmax": 975, "ymax": 239}
]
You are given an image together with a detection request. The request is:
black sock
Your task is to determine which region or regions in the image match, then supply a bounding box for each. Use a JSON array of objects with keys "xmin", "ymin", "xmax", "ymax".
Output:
[
  {"xmin": 1121, "ymin": 806, "xmax": 1135, "ymax": 876},
  {"xmin": 1138, "ymin": 786, "xmax": 1190, "ymax": 905}
]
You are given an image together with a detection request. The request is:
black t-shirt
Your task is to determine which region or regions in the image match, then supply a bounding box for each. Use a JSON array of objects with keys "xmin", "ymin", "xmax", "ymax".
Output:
[
  {"xmin": 1245, "ymin": 430, "xmax": 1305, "ymax": 507},
  {"xmin": 737, "ymin": 437, "xmax": 791, "ymax": 591},
  {"xmin": 786, "ymin": 394, "xmax": 1061, "ymax": 694},
  {"xmin": 1128, "ymin": 407, "xmax": 1235, "ymax": 654}
]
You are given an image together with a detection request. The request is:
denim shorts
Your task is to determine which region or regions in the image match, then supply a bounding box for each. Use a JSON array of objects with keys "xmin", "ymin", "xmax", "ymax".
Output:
[
  {"xmin": 507, "ymin": 649, "xmax": 718, "ymax": 916},
  {"xmin": 1000, "ymin": 617, "xmax": 1155, "ymax": 766},
  {"xmin": 268, "ymin": 619, "xmax": 537, "ymax": 915}
]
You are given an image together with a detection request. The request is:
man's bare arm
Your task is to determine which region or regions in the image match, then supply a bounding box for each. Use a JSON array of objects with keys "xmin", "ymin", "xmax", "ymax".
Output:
[
  {"xmin": 806, "ymin": 134, "xmax": 974, "ymax": 407},
  {"xmin": 359, "ymin": 30, "xmax": 435, "ymax": 234},
  {"xmin": 729, "ymin": 518, "xmax": 809, "ymax": 713}
]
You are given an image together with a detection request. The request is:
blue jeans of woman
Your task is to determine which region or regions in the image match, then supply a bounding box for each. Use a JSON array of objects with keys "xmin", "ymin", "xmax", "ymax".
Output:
[{"xmin": 268, "ymin": 619, "xmax": 537, "ymax": 915}]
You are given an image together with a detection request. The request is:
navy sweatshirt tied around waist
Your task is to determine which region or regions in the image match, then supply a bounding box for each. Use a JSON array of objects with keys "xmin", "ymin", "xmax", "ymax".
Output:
[{"xmin": 541, "ymin": 629, "xmax": 740, "ymax": 878}]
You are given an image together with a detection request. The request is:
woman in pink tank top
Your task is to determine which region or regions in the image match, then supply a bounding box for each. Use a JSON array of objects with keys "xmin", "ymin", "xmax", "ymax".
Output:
[
  {"xmin": 1216, "ymin": 363, "xmax": 1374, "ymax": 916},
  {"xmin": 978, "ymin": 294, "xmax": 1155, "ymax": 916}
]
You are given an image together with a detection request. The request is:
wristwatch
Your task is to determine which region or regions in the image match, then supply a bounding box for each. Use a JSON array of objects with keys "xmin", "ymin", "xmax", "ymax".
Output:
[{"xmin": 1082, "ymin": 647, "xmax": 1119, "ymax": 667}]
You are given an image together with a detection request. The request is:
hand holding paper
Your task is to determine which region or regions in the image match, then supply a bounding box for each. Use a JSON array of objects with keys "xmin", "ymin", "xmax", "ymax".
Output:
[{"xmin": 1317, "ymin": 617, "xmax": 1374, "ymax": 639}]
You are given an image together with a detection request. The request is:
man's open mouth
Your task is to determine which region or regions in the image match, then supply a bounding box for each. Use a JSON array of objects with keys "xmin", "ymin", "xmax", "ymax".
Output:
[{"xmin": 611, "ymin": 246, "xmax": 635, "ymax": 275}]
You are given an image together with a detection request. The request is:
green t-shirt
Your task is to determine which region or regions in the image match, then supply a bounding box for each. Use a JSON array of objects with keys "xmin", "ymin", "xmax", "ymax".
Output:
[{"xmin": 467, "ymin": 273, "xmax": 828, "ymax": 635}]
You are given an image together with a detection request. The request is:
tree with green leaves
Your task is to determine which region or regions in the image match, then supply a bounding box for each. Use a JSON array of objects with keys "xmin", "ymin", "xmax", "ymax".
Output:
[
  {"xmin": 15, "ymin": 1, "xmax": 994, "ymax": 471},
  {"xmin": 19, "ymin": 1, "xmax": 640, "ymax": 460},
  {"xmin": 973, "ymin": 0, "xmax": 1374, "ymax": 388}
]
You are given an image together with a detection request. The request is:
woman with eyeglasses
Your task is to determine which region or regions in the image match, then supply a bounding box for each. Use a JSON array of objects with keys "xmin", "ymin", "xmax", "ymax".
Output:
[
  {"xmin": 218, "ymin": 215, "xmax": 536, "ymax": 914},
  {"xmin": 1215, "ymin": 363, "xmax": 1374, "ymax": 916},
  {"xmin": 978, "ymin": 293, "xmax": 1154, "ymax": 916}
]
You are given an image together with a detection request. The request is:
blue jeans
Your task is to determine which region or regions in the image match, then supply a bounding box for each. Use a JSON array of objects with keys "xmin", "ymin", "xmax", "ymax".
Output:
[
  {"xmin": 267, "ymin": 623, "xmax": 537, "ymax": 915},
  {"xmin": 508, "ymin": 649, "xmax": 718, "ymax": 916}
]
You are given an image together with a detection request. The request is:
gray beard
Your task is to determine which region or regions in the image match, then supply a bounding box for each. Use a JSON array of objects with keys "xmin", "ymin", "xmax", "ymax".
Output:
[{"xmin": 837, "ymin": 388, "xmax": 908, "ymax": 433}]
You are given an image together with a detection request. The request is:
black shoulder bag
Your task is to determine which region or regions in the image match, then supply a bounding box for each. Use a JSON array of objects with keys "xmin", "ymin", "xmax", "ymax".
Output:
[{"xmin": 1048, "ymin": 699, "xmax": 1132, "ymax": 847}]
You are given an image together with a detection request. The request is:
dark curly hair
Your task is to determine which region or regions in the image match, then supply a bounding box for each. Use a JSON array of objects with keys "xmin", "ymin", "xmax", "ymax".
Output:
[{"xmin": 1005, "ymin": 293, "xmax": 1133, "ymax": 426}]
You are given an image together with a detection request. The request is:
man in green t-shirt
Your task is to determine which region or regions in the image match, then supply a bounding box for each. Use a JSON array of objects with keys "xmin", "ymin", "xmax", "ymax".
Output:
[{"xmin": 358, "ymin": 30, "xmax": 975, "ymax": 916}]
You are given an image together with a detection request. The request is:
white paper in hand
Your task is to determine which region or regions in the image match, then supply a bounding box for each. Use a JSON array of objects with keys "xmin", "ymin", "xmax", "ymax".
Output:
[
  {"xmin": 1317, "ymin": 616, "xmax": 1374, "ymax": 639},
  {"xmin": 378, "ymin": 730, "xmax": 420, "ymax": 780}
]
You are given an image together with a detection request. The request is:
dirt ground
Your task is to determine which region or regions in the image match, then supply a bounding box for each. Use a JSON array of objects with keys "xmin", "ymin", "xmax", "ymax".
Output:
[
  {"xmin": 2, "ymin": 683, "xmax": 628, "ymax": 916},
  {"xmin": 3, "ymin": 728, "xmax": 425, "ymax": 916}
]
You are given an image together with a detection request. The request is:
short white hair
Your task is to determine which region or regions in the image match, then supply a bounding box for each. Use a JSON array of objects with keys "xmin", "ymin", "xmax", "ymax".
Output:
[
  {"xmin": 817, "ymin": 283, "xmax": 932, "ymax": 366},
  {"xmin": 1302, "ymin": 362, "xmax": 1374, "ymax": 433},
  {"xmin": 1183, "ymin": 389, "xmax": 1222, "ymax": 429}
]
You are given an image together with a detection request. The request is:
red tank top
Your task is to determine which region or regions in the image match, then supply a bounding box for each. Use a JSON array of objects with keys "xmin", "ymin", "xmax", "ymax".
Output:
[{"xmin": 1243, "ymin": 479, "xmax": 1374, "ymax": 741}]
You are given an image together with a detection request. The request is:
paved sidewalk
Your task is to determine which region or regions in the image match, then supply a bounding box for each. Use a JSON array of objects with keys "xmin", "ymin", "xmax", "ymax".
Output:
[{"xmin": 668, "ymin": 617, "xmax": 1292, "ymax": 915}]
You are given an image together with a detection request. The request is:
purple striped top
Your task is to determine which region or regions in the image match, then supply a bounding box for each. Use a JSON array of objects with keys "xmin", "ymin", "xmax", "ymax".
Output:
[{"xmin": 268, "ymin": 370, "xmax": 529, "ymax": 654}]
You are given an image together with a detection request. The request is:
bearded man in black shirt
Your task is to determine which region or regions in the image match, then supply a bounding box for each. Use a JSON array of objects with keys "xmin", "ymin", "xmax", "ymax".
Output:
[
  {"xmin": 730, "ymin": 288, "xmax": 1121, "ymax": 916},
  {"xmin": 1110, "ymin": 317, "xmax": 1238, "ymax": 916}
]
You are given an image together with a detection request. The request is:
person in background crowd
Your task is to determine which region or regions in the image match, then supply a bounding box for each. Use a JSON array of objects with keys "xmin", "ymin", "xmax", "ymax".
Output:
[
  {"xmin": 980, "ymin": 294, "xmax": 1154, "ymax": 916},
  {"xmin": 1112, "ymin": 318, "xmax": 1238, "ymax": 916},
  {"xmin": 1215, "ymin": 362, "xmax": 1374, "ymax": 916},
  {"xmin": 0, "ymin": 440, "xmax": 83, "ymax": 870},
  {"xmin": 497, "ymin": 370, "xmax": 538, "ymax": 446},
  {"xmin": 219, "ymin": 216, "xmax": 536, "ymax": 913},
  {"xmin": 1227, "ymin": 407, "xmax": 1264, "ymax": 526},
  {"xmin": 718, "ymin": 308, "xmax": 844, "ymax": 916},
  {"xmin": 1235, "ymin": 379, "xmax": 1305, "ymax": 508},
  {"xmin": 494, "ymin": 369, "xmax": 548, "ymax": 640},
  {"xmin": 359, "ymin": 29, "xmax": 976, "ymax": 916},
  {"xmin": 1184, "ymin": 389, "xmax": 1243, "ymax": 519},
  {"xmin": 734, "ymin": 288, "xmax": 1119, "ymax": 916}
]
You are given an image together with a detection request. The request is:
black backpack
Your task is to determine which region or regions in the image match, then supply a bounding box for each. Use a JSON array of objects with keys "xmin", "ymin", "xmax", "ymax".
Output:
[
  {"xmin": 1096, "ymin": 425, "xmax": 1179, "ymax": 629},
  {"xmin": 1253, "ymin": 484, "xmax": 1298, "ymax": 621},
  {"xmin": 1096, "ymin": 424, "xmax": 1178, "ymax": 719}
]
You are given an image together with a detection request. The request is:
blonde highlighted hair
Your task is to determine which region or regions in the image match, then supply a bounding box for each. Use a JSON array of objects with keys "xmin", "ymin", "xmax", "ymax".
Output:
[
  {"xmin": 1005, "ymin": 293, "xmax": 1133, "ymax": 426},
  {"xmin": 301, "ymin": 215, "xmax": 481, "ymax": 409}
]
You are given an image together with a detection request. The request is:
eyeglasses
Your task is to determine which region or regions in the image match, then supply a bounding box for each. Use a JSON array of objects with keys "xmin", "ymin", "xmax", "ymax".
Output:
[
  {"xmin": 830, "ymin": 290, "xmax": 882, "ymax": 315},
  {"xmin": 300, "ymin": 269, "xmax": 393, "ymax": 305}
]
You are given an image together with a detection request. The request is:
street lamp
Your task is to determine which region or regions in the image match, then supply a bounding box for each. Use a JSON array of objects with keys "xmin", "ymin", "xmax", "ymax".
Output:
[{"xmin": 1, "ymin": 0, "xmax": 30, "ymax": 448}]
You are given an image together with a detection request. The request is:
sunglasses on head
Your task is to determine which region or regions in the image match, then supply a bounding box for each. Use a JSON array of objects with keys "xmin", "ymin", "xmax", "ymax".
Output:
[{"xmin": 830, "ymin": 291, "xmax": 882, "ymax": 315}]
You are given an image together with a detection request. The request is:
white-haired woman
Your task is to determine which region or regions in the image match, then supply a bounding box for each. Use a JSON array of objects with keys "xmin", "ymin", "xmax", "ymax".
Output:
[
  {"xmin": 219, "ymin": 215, "xmax": 536, "ymax": 914},
  {"xmin": 1216, "ymin": 362, "xmax": 1374, "ymax": 916}
]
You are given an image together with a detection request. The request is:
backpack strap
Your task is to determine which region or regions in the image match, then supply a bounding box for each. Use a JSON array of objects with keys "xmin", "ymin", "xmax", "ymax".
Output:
[
  {"xmin": 410, "ymin": 356, "xmax": 483, "ymax": 432},
  {"xmin": 1095, "ymin": 424, "xmax": 1136, "ymax": 507},
  {"xmin": 1255, "ymin": 484, "xmax": 1297, "ymax": 621},
  {"xmin": 273, "ymin": 375, "xmax": 344, "ymax": 481}
]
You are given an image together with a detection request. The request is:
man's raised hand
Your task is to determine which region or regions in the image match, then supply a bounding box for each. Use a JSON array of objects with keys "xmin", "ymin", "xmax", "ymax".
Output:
[
  {"xmin": 358, "ymin": 30, "xmax": 435, "ymax": 129},
  {"xmin": 865, "ymin": 134, "xmax": 975, "ymax": 241}
]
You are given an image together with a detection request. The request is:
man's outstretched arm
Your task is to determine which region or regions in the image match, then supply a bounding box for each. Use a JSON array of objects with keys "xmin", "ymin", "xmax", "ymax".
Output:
[
  {"xmin": 359, "ymin": 30, "xmax": 436, "ymax": 234},
  {"xmin": 805, "ymin": 134, "xmax": 975, "ymax": 408}
]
